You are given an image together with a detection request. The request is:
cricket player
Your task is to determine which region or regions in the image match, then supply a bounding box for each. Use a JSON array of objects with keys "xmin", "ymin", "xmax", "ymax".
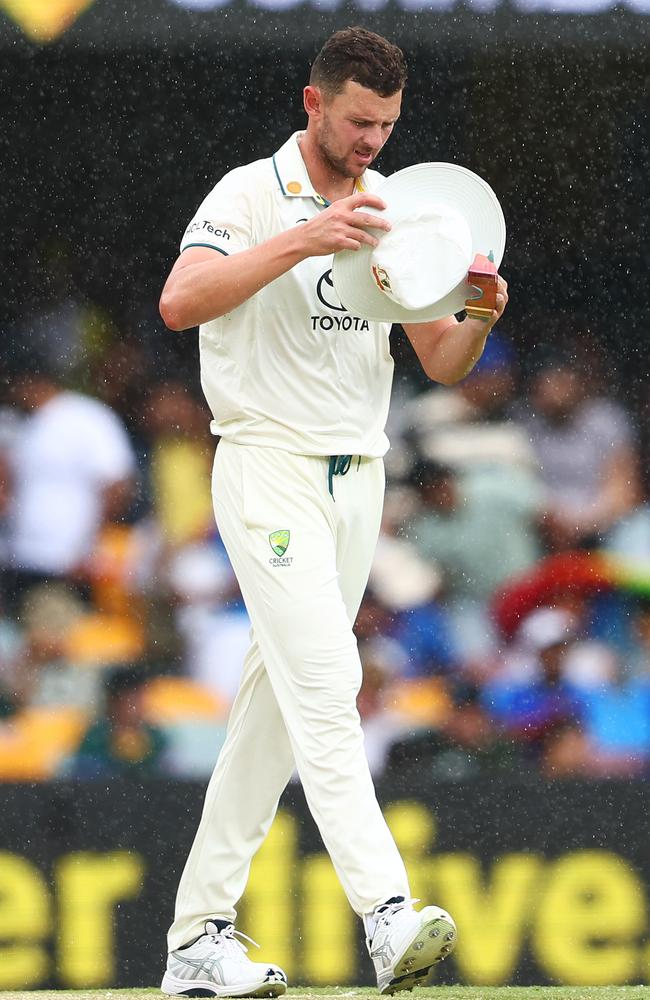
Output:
[{"xmin": 159, "ymin": 26, "xmax": 508, "ymax": 998}]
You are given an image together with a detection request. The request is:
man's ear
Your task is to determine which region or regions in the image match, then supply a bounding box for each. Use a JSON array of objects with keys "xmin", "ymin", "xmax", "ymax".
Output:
[{"xmin": 303, "ymin": 85, "xmax": 323, "ymax": 118}]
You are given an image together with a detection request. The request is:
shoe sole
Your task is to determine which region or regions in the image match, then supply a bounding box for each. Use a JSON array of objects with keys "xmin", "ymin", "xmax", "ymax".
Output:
[
  {"xmin": 379, "ymin": 911, "xmax": 457, "ymax": 994},
  {"xmin": 161, "ymin": 972, "xmax": 287, "ymax": 998}
]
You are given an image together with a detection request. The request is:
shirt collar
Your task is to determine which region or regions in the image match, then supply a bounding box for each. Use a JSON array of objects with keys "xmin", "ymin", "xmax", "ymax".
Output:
[{"xmin": 272, "ymin": 131, "xmax": 366, "ymax": 207}]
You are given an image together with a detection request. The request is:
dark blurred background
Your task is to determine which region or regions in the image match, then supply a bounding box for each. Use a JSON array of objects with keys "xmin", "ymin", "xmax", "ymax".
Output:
[
  {"xmin": 2, "ymin": 3, "xmax": 650, "ymax": 989},
  {"xmin": 2, "ymin": 4, "xmax": 649, "ymax": 384}
]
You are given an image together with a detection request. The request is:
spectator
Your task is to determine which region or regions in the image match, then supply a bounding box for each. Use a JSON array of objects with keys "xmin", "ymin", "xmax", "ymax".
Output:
[
  {"xmin": 387, "ymin": 680, "xmax": 525, "ymax": 780},
  {"xmin": 143, "ymin": 380, "xmax": 213, "ymax": 547},
  {"xmin": 356, "ymin": 557, "xmax": 458, "ymax": 678},
  {"xmin": 0, "ymin": 457, "xmax": 12, "ymax": 592},
  {"xmin": 64, "ymin": 666, "xmax": 167, "ymax": 779},
  {"xmin": 5, "ymin": 584, "xmax": 100, "ymax": 713},
  {"xmin": 399, "ymin": 334, "xmax": 534, "ymax": 473},
  {"xmin": 0, "ymin": 582, "xmax": 101, "ymax": 780},
  {"xmin": 0, "ymin": 403, "xmax": 21, "ymax": 575},
  {"xmin": 482, "ymin": 607, "xmax": 584, "ymax": 765},
  {"xmin": 167, "ymin": 538, "xmax": 250, "ymax": 705},
  {"xmin": 521, "ymin": 342, "xmax": 641, "ymax": 552},
  {"xmin": 627, "ymin": 597, "xmax": 650, "ymax": 679},
  {"xmin": 357, "ymin": 636, "xmax": 455, "ymax": 777},
  {"xmin": 357, "ymin": 638, "xmax": 414, "ymax": 776},
  {"xmin": 368, "ymin": 532, "xmax": 458, "ymax": 675},
  {"xmin": 404, "ymin": 459, "xmax": 541, "ymax": 658},
  {"xmin": 547, "ymin": 644, "xmax": 650, "ymax": 778},
  {"xmin": 4, "ymin": 357, "xmax": 136, "ymax": 613}
]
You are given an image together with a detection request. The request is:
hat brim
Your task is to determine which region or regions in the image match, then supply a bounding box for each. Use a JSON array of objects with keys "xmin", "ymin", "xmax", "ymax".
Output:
[{"xmin": 331, "ymin": 162, "xmax": 506, "ymax": 324}]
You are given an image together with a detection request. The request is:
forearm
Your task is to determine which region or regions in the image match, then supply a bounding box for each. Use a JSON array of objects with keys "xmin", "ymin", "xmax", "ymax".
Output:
[
  {"xmin": 418, "ymin": 317, "xmax": 491, "ymax": 385},
  {"xmin": 160, "ymin": 229, "xmax": 306, "ymax": 331},
  {"xmin": 403, "ymin": 273, "xmax": 508, "ymax": 384}
]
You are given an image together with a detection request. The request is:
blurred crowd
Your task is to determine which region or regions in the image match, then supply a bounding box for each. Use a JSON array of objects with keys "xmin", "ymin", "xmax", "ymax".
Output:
[{"xmin": 2, "ymin": 270, "xmax": 650, "ymax": 783}]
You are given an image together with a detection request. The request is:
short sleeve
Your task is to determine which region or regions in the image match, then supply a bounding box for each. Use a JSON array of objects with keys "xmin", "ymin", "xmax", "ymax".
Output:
[{"xmin": 180, "ymin": 167, "xmax": 254, "ymax": 257}]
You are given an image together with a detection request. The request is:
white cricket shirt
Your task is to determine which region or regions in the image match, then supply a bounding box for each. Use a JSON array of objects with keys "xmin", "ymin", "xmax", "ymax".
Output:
[
  {"xmin": 180, "ymin": 132, "xmax": 394, "ymax": 457},
  {"xmin": 9, "ymin": 392, "xmax": 136, "ymax": 573}
]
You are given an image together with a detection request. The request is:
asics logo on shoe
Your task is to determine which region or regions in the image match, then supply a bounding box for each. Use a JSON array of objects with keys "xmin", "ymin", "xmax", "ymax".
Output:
[
  {"xmin": 162, "ymin": 923, "xmax": 288, "ymax": 997},
  {"xmin": 370, "ymin": 940, "xmax": 396, "ymax": 969},
  {"xmin": 200, "ymin": 959, "xmax": 224, "ymax": 981}
]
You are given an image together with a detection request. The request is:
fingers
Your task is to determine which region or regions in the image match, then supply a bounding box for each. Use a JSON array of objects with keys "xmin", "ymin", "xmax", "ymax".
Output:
[
  {"xmin": 340, "ymin": 193, "xmax": 392, "ymax": 234},
  {"xmin": 346, "ymin": 192, "xmax": 387, "ymax": 212},
  {"xmin": 334, "ymin": 206, "xmax": 390, "ymax": 250},
  {"xmin": 350, "ymin": 212, "xmax": 391, "ymax": 233},
  {"xmin": 346, "ymin": 228, "xmax": 381, "ymax": 249},
  {"xmin": 495, "ymin": 274, "xmax": 508, "ymax": 316}
]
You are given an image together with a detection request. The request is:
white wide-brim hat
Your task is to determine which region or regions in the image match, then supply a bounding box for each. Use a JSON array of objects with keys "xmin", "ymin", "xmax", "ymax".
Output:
[{"xmin": 332, "ymin": 162, "xmax": 506, "ymax": 324}]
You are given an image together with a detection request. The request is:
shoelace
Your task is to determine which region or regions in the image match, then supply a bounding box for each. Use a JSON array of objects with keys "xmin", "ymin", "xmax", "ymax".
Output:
[
  {"xmin": 374, "ymin": 897, "xmax": 420, "ymax": 934},
  {"xmin": 206, "ymin": 924, "xmax": 260, "ymax": 956}
]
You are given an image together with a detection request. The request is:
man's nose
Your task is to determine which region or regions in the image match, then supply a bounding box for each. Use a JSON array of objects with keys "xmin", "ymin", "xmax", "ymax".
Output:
[{"xmin": 361, "ymin": 125, "xmax": 383, "ymax": 149}]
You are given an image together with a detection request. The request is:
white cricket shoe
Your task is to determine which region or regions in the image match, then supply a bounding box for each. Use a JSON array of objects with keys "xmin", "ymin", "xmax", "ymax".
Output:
[
  {"xmin": 365, "ymin": 896, "xmax": 457, "ymax": 994},
  {"xmin": 161, "ymin": 920, "xmax": 288, "ymax": 998}
]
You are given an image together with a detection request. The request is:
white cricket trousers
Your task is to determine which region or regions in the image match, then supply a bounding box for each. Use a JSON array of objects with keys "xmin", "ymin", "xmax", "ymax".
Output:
[{"xmin": 168, "ymin": 440, "xmax": 410, "ymax": 951}]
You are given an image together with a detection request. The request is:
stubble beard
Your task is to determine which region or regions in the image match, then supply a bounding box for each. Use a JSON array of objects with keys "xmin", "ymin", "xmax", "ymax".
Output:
[{"xmin": 317, "ymin": 123, "xmax": 365, "ymax": 180}]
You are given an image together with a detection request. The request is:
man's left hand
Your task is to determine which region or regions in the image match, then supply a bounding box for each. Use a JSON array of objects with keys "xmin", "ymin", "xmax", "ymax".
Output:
[{"xmin": 465, "ymin": 273, "xmax": 509, "ymax": 333}]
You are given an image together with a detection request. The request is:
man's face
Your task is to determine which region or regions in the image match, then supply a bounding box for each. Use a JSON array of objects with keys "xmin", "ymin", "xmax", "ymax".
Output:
[{"xmin": 308, "ymin": 79, "xmax": 402, "ymax": 179}]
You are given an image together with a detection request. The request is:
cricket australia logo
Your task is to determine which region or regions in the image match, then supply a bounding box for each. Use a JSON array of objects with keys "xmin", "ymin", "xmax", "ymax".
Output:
[
  {"xmin": 269, "ymin": 529, "xmax": 290, "ymax": 556},
  {"xmin": 269, "ymin": 529, "xmax": 293, "ymax": 566}
]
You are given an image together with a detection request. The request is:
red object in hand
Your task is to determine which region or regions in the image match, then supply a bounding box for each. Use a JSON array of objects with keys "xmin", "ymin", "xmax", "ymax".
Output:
[{"xmin": 465, "ymin": 253, "xmax": 498, "ymax": 320}]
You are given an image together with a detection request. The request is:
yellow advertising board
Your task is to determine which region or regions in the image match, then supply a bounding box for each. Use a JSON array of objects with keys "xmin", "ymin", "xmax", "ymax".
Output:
[
  {"xmin": 0, "ymin": 784, "xmax": 649, "ymax": 990},
  {"xmin": 0, "ymin": 0, "xmax": 95, "ymax": 42}
]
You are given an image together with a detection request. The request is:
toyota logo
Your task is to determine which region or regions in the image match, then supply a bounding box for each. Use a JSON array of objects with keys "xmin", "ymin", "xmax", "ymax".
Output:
[{"xmin": 316, "ymin": 269, "xmax": 346, "ymax": 312}]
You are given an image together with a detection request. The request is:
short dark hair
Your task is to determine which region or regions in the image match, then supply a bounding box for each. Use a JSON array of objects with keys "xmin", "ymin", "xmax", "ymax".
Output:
[{"xmin": 310, "ymin": 27, "xmax": 407, "ymax": 98}]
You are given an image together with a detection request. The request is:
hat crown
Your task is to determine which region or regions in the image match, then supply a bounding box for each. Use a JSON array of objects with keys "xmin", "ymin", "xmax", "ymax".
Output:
[
  {"xmin": 370, "ymin": 203, "xmax": 473, "ymax": 311},
  {"xmin": 331, "ymin": 161, "xmax": 506, "ymax": 324}
]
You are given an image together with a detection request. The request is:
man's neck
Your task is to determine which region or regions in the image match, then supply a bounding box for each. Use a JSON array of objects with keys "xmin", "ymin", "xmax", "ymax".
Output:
[{"xmin": 297, "ymin": 132, "xmax": 357, "ymax": 204}]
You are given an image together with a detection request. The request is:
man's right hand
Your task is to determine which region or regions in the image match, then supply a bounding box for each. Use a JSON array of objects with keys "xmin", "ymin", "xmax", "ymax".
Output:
[
  {"xmin": 161, "ymin": 193, "xmax": 392, "ymax": 330},
  {"xmin": 298, "ymin": 192, "xmax": 391, "ymax": 255}
]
